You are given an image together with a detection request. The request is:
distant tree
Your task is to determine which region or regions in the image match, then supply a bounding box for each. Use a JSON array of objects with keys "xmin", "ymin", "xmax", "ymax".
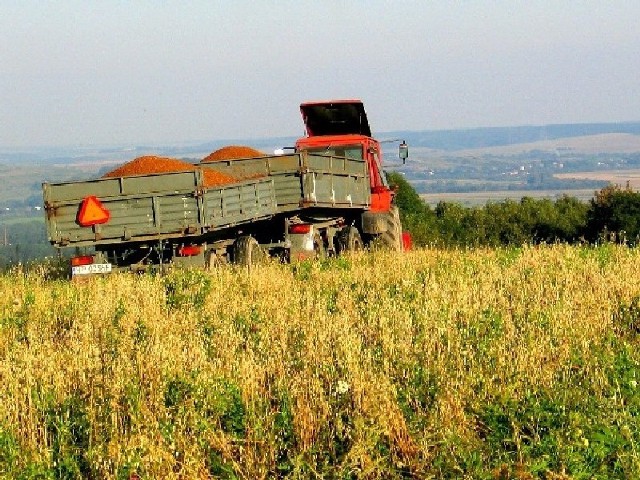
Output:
[
  {"xmin": 586, "ymin": 184, "xmax": 640, "ymax": 243},
  {"xmin": 549, "ymin": 195, "xmax": 589, "ymax": 242},
  {"xmin": 483, "ymin": 199, "xmax": 530, "ymax": 245},
  {"xmin": 386, "ymin": 172, "xmax": 594, "ymax": 247},
  {"xmin": 386, "ymin": 172, "xmax": 440, "ymax": 245},
  {"xmin": 434, "ymin": 201, "xmax": 476, "ymax": 246},
  {"xmin": 386, "ymin": 172, "xmax": 428, "ymax": 217}
]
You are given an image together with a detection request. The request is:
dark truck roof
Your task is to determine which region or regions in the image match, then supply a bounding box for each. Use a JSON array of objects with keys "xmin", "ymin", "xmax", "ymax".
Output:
[{"xmin": 300, "ymin": 100, "xmax": 372, "ymax": 137}]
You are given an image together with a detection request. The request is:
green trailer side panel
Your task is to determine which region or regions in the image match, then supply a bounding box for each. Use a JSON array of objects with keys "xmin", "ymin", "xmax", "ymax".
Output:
[
  {"xmin": 90, "ymin": 197, "xmax": 161, "ymax": 241},
  {"xmin": 44, "ymin": 174, "xmax": 278, "ymax": 247},
  {"xmin": 156, "ymin": 194, "xmax": 201, "ymax": 233},
  {"xmin": 300, "ymin": 154, "xmax": 368, "ymax": 207},
  {"xmin": 302, "ymin": 172, "xmax": 369, "ymax": 207},
  {"xmin": 43, "ymin": 152, "xmax": 371, "ymax": 248},
  {"xmin": 47, "ymin": 193, "xmax": 200, "ymax": 244},
  {"xmin": 203, "ymin": 179, "xmax": 278, "ymax": 228},
  {"xmin": 44, "ymin": 178, "xmax": 124, "ymax": 202},
  {"xmin": 200, "ymin": 152, "xmax": 370, "ymax": 211},
  {"xmin": 272, "ymin": 174, "xmax": 303, "ymax": 211},
  {"xmin": 43, "ymin": 171, "xmax": 202, "ymax": 202},
  {"xmin": 201, "ymin": 154, "xmax": 301, "ymax": 179},
  {"xmin": 268, "ymin": 155, "xmax": 305, "ymax": 173},
  {"xmin": 303, "ymin": 153, "xmax": 368, "ymax": 177}
]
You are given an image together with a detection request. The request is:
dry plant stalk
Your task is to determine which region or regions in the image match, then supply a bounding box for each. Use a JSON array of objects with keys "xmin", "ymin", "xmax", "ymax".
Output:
[{"xmin": 0, "ymin": 245, "xmax": 639, "ymax": 477}]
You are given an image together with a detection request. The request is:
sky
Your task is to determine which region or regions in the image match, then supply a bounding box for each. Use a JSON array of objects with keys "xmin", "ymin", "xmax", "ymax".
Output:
[{"xmin": 1, "ymin": 1, "xmax": 640, "ymax": 147}]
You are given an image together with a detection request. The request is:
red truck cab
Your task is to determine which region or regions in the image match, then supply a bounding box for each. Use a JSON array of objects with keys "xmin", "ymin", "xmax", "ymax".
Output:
[{"xmin": 295, "ymin": 100, "xmax": 393, "ymax": 213}]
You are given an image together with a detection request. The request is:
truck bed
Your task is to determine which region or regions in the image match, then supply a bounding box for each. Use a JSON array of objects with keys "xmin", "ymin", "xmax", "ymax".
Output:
[{"xmin": 43, "ymin": 152, "xmax": 370, "ymax": 249}]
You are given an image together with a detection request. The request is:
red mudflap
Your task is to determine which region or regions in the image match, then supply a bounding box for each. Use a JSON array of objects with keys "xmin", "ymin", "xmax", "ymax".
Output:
[{"xmin": 402, "ymin": 232, "xmax": 412, "ymax": 251}]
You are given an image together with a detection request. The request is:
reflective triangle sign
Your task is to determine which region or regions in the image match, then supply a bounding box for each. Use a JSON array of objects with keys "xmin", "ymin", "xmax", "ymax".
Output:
[{"xmin": 77, "ymin": 196, "xmax": 110, "ymax": 227}]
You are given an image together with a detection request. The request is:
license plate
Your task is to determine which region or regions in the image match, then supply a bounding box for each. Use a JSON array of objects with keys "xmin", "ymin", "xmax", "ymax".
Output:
[{"xmin": 72, "ymin": 263, "xmax": 113, "ymax": 276}]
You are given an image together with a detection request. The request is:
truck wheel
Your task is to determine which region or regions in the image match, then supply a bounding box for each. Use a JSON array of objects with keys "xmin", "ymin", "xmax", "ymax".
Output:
[
  {"xmin": 376, "ymin": 206, "xmax": 403, "ymax": 251},
  {"xmin": 337, "ymin": 226, "xmax": 363, "ymax": 253},
  {"xmin": 233, "ymin": 236, "xmax": 264, "ymax": 265}
]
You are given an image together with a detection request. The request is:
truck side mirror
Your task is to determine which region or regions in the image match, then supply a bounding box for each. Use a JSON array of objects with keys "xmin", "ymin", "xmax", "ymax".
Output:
[{"xmin": 398, "ymin": 141, "xmax": 409, "ymax": 164}]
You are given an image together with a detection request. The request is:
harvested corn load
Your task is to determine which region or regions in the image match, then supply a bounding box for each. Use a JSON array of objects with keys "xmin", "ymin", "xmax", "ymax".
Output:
[
  {"xmin": 101, "ymin": 155, "xmax": 237, "ymax": 187},
  {"xmin": 201, "ymin": 169, "xmax": 239, "ymax": 187},
  {"xmin": 102, "ymin": 156, "xmax": 194, "ymax": 178},
  {"xmin": 201, "ymin": 145, "xmax": 265, "ymax": 163}
]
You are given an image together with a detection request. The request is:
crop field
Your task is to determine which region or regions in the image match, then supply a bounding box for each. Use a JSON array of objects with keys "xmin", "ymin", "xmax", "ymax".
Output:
[
  {"xmin": 554, "ymin": 169, "xmax": 640, "ymax": 190},
  {"xmin": 1, "ymin": 246, "xmax": 640, "ymax": 479}
]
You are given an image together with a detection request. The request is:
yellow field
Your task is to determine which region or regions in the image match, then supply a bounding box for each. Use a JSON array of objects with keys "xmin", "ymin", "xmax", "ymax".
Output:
[
  {"xmin": 1, "ymin": 246, "xmax": 639, "ymax": 478},
  {"xmin": 554, "ymin": 169, "xmax": 640, "ymax": 189}
]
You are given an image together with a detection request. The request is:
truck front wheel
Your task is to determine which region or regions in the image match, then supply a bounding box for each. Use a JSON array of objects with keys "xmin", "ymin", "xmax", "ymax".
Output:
[{"xmin": 376, "ymin": 206, "xmax": 403, "ymax": 251}]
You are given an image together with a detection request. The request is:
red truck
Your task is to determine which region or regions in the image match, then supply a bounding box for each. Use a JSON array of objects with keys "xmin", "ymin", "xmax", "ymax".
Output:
[{"xmin": 42, "ymin": 100, "xmax": 410, "ymax": 276}]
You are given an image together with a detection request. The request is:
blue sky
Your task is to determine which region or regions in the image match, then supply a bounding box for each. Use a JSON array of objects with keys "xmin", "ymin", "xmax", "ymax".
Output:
[{"xmin": 1, "ymin": 1, "xmax": 639, "ymax": 146}]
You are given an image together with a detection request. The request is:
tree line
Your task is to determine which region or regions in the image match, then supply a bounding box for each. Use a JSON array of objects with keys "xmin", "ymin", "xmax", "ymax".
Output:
[{"xmin": 388, "ymin": 172, "xmax": 640, "ymax": 247}]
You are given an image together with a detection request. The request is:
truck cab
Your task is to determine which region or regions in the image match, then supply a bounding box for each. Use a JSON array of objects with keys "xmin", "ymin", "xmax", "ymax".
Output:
[{"xmin": 295, "ymin": 100, "xmax": 394, "ymax": 213}]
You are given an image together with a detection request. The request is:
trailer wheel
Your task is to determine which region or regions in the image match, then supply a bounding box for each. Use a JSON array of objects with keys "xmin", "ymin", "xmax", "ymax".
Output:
[
  {"xmin": 233, "ymin": 236, "xmax": 264, "ymax": 266},
  {"xmin": 337, "ymin": 226, "xmax": 363, "ymax": 253},
  {"xmin": 376, "ymin": 206, "xmax": 403, "ymax": 251}
]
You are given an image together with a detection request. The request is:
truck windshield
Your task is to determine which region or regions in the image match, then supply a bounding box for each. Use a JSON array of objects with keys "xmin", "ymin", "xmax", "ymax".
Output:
[{"xmin": 305, "ymin": 145, "xmax": 363, "ymax": 160}]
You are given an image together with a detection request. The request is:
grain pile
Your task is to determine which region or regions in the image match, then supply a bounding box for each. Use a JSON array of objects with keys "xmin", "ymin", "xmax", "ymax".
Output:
[
  {"xmin": 102, "ymin": 155, "xmax": 237, "ymax": 187},
  {"xmin": 201, "ymin": 145, "xmax": 265, "ymax": 163}
]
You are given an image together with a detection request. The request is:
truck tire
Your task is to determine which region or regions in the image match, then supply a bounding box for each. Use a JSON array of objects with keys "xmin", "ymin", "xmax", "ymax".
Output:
[
  {"xmin": 337, "ymin": 226, "xmax": 363, "ymax": 253},
  {"xmin": 233, "ymin": 236, "xmax": 264, "ymax": 266},
  {"xmin": 376, "ymin": 206, "xmax": 403, "ymax": 251}
]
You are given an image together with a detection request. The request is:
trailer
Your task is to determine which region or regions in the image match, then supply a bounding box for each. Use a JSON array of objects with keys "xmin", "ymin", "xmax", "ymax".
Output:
[{"xmin": 42, "ymin": 100, "xmax": 409, "ymax": 277}]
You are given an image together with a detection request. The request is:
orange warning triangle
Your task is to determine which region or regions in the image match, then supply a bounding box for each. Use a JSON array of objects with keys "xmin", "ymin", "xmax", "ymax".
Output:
[{"xmin": 77, "ymin": 196, "xmax": 110, "ymax": 227}]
